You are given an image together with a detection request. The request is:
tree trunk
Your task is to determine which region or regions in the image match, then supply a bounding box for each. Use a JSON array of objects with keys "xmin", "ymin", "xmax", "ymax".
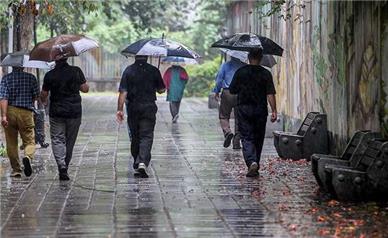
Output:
[{"xmin": 13, "ymin": 6, "xmax": 34, "ymax": 51}]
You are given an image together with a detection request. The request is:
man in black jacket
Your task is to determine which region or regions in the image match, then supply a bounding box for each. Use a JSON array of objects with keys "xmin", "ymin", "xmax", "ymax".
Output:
[
  {"xmin": 117, "ymin": 55, "xmax": 165, "ymax": 178},
  {"xmin": 40, "ymin": 58, "xmax": 89, "ymax": 180},
  {"xmin": 229, "ymin": 49, "xmax": 277, "ymax": 177}
]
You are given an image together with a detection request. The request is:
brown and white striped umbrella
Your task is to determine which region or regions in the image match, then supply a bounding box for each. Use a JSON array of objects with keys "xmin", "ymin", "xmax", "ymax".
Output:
[{"xmin": 30, "ymin": 34, "xmax": 99, "ymax": 61}]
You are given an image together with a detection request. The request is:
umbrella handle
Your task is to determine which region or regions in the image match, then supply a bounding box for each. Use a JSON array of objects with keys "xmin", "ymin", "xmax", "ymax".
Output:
[{"xmin": 157, "ymin": 33, "xmax": 165, "ymax": 69}]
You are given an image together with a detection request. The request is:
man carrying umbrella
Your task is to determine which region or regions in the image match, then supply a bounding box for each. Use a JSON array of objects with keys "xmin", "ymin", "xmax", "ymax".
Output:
[
  {"xmin": 213, "ymin": 56, "xmax": 246, "ymax": 149},
  {"xmin": 212, "ymin": 33, "xmax": 282, "ymax": 177},
  {"xmin": 229, "ymin": 48, "xmax": 277, "ymax": 177},
  {"xmin": 40, "ymin": 57, "xmax": 89, "ymax": 181},
  {"xmin": 0, "ymin": 65, "xmax": 39, "ymax": 177},
  {"xmin": 119, "ymin": 36, "xmax": 198, "ymax": 177},
  {"xmin": 117, "ymin": 55, "xmax": 165, "ymax": 178},
  {"xmin": 32, "ymin": 34, "xmax": 98, "ymax": 181}
]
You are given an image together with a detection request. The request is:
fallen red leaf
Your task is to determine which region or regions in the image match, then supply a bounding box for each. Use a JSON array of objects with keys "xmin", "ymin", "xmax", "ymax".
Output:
[
  {"xmin": 288, "ymin": 224, "xmax": 297, "ymax": 231},
  {"xmin": 317, "ymin": 215, "xmax": 327, "ymax": 222},
  {"xmin": 333, "ymin": 212, "xmax": 342, "ymax": 218},
  {"xmin": 317, "ymin": 228, "xmax": 331, "ymax": 236},
  {"xmin": 328, "ymin": 200, "xmax": 339, "ymax": 206}
]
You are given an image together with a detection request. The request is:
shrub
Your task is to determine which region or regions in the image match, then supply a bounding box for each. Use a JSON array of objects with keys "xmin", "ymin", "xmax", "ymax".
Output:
[{"xmin": 185, "ymin": 56, "xmax": 222, "ymax": 97}]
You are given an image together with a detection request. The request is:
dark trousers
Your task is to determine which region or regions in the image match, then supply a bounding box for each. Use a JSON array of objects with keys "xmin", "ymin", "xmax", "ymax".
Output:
[
  {"xmin": 127, "ymin": 102, "xmax": 157, "ymax": 168},
  {"xmin": 237, "ymin": 105, "xmax": 267, "ymax": 167},
  {"xmin": 169, "ymin": 101, "xmax": 181, "ymax": 118},
  {"xmin": 49, "ymin": 117, "xmax": 81, "ymax": 170}
]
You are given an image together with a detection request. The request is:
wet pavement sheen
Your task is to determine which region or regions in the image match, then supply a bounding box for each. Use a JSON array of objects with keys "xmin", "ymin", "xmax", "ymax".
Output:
[{"xmin": 1, "ymin": 95, "xmax": 388, "ymax": 238}]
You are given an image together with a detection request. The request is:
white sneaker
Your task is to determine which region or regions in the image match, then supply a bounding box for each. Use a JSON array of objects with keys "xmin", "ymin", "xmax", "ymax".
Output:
[
  {"xmin": 137, "ymin": 163, "xmax": 148, "ymax": 178},
  {"xmin": 10, "ymin": 171, "xmax": 22, "ymax": 177}
]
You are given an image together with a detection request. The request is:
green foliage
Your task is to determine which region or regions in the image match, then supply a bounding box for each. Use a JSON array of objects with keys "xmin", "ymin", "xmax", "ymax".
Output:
[
  {"xmin": 106, "ymin": 0, "xmax": 194, "ymax": 33},
  {"xmin": 255, "ymin": 0, "xmax": 306, "ymax": 22},
  {"xmin": 164, "ymin": 31, "xmax": 194, "ymax": 50},
  {"xmin": 0, "ymin": 1, "xmax": 100, "ymax": 33},
  {"xmin": 118, "ymin": 0, "xmax": 164, "ymax": 32},
  {"xmin": 36, "ymin": 24, "xmax": 51, "ymax": 42},
  {"xmin": 190, "ymin": 0, "xmax": 226, "ymax": 58},
  {"xmin": 85, "ymin": 6, "xmax": 141, "ymax": 53},
  {"xmin": 37, "ymin": 0, "xmax": 100, "ymax": 35},
  {"xmin": 185, "ymin": 56, "xmax": 222, "ymax": 97},
  {"xmin": 0, "ymin": 3, "xmax": 11, "ymax": 30},
  {"xmin": 0, "ymin": 143, "xmax": 6, "ymax": 157},
  {"xmin": 156, "ymin": 0, "xmax": 193, "ymax": 32},
  {"xmin": 0, "ymin": 0, "xmax": 228, "ymax": 97},
  {"xmin": 85, "ymin": 0, "xmax": 225, "ymax": 58}
]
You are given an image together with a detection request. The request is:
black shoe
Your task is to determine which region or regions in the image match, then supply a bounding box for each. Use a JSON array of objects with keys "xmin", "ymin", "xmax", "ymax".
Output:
[
  {"xmin": 22, "ymin": 157, "xmax": 32, "ymax": 177},
  {"xmin": 137, "ymin": 163, "xmax": 149, "ymax": 178},
  {"xmin": 246, "ymin": 162, "xmax": 259, "ymax": 177},
  {"xmin": 233, "ymin": 145, "xmax": 242, "ymax": 149},
  {"xmin": 59, "ymin": 168, "xmax": 70, "ymax": 181},
  {"xmin": 232, "ymin": 135, "xmax": 241, "ymax": 149},
  {"xmin": 232, "ymin": 142, "xmax": 241, "ymax": 150},
  {"xmin": 59, "ymin": 173, "xmax": 70, "ymax": 181},
  {"xmin": 40, "ymin": 142, "xmax": 49, "ymax": 148},
  {"xmin": 223, "ymin": 132, "xmax": 234, "ymax": 148}
]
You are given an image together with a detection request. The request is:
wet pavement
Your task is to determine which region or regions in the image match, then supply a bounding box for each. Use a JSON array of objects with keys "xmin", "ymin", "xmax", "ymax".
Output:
[{"xmin": 1, "ymin": 94, "xmax": 388, "ymax": 237}]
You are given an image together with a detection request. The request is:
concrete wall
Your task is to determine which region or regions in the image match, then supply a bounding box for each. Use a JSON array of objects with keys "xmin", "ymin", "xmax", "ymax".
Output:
[
  {"xmin": 227, "ymin": 0, "xmax": 388, "ymax": 152},
  {"xmin": 381, "ymin": 3, "xmax": 388, "ymax": 136}
]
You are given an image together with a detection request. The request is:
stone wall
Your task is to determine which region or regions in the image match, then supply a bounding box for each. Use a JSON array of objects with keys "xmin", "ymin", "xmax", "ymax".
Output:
[{"xmin": 227, "ymin": 0, "xmax": 388, "ymax": 153}]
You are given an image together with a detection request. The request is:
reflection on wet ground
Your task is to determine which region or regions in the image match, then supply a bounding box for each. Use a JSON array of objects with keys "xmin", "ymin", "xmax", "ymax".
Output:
[{"xmin": 1, "ymin": 95, "xmax": 387, "ymax": 237}]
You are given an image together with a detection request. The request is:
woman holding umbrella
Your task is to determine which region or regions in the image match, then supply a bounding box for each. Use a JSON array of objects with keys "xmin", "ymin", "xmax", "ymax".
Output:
[{"xmin": 162, "ymin": 57, "xmax": 191, "ymax": 123}]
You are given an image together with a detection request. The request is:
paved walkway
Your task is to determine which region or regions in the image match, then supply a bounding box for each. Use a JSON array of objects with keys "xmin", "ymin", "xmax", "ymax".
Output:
[{"xmin": 1, "ymin": 95, "xmax": 387, "ymax": 237}]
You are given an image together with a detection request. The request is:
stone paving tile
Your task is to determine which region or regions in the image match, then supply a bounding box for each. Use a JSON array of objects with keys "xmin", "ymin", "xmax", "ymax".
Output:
[{"xmin": 1, "ymin": 94, "xmax": 388, "ymax": 237}]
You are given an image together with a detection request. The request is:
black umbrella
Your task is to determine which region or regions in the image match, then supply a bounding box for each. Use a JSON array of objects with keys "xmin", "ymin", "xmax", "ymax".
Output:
[
  {"xmin": 219, "ymin": 49, "xmax": 277, "ymax": 68},
  {"xmin": 211, "ymin": 33, "xmax": 283, "ymax": 56},
  {"xmin": 121, "ymin": 38, "xmax": 200, "ymax": 59}
]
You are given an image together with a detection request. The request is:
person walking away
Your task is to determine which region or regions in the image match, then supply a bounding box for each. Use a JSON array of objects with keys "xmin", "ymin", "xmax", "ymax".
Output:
[
  {"xmin": 229, "ymin": 49, "xmax": 277, "ymax": 177},
  {"xmin": 213, "ymin": 56, "xmax": 246, "ymax": 149},
  {"xmin": 117, "ymin": 55, "xmax": 165, "ymax": 178},
  {"xmin": 0, "ymin": 66, "xmax": 39, "ymax": 177},
  {"xmin": 163, "ymin": 65, "xmax": 189, "ymax": 123},
  {"xmin": 40, "ymin": 58, "xmax": 89, "ymax": 181}
]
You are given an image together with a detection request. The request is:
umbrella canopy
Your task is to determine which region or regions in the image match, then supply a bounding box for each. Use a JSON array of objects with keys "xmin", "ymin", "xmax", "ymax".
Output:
[
  {"xmin": 121, "ymin": 38, "xmax": 200, "ymax": 59},
  {"xmin": 220, "ymin": 49, "xmax": 277, "ymax": 68},
  {"xmin": 30, "ymin": 34, "xmax": 99, "ymax": 61},
  {"xmin": 161, "ymin": 56, "xmax": 198, "ymax": 65},
  {"xmin": 1, "ymin": 51, "xmax": 54, "ymax": 69},
  {"xmin": 212, "ymin": 33, "xmax": 283, "ymax": 56}
]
